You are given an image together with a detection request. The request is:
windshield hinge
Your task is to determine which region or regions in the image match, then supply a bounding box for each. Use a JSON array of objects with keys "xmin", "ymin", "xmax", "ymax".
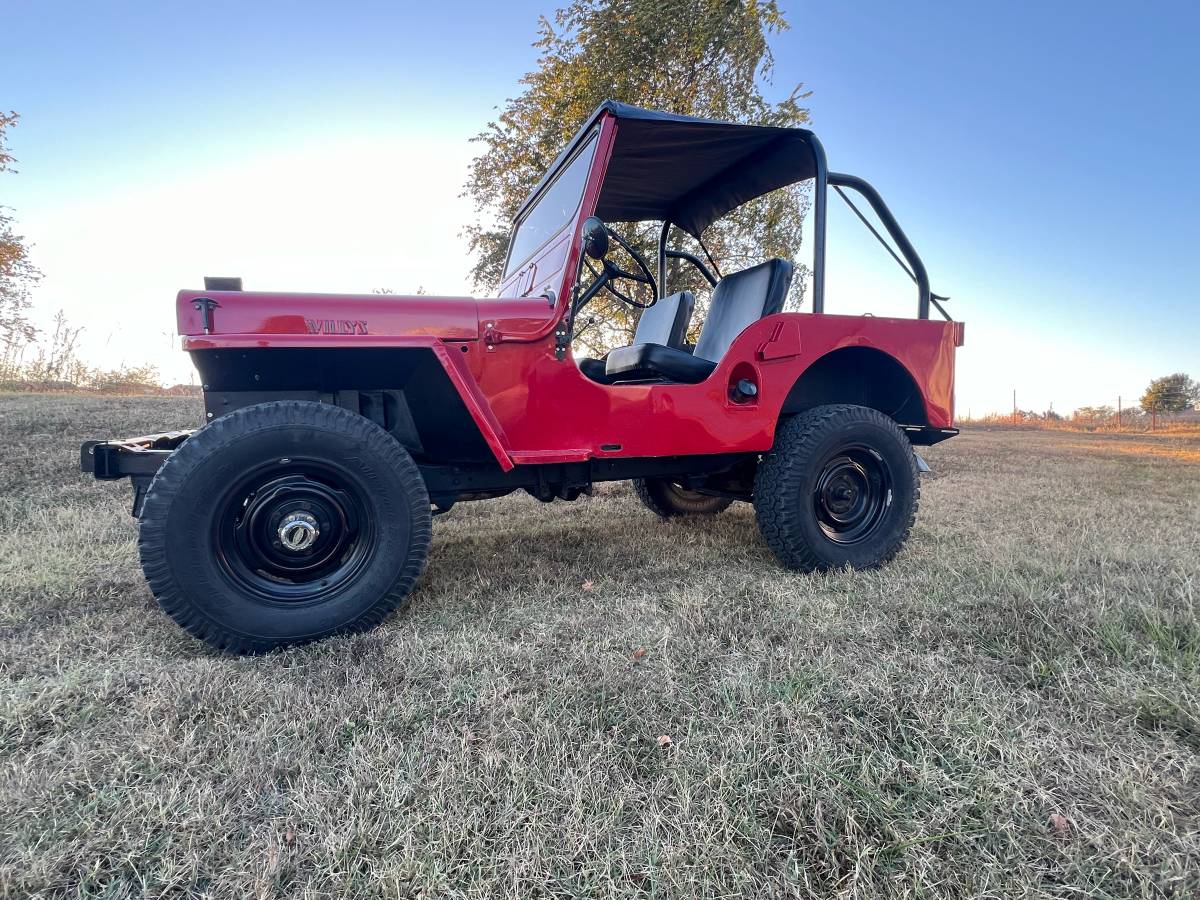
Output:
[
  {"xmin": 554, "ymin": 314, "xmax": 571, "ymax": 360},
  {"xmin": 484, "ymin": 321, "xmax": 501, "ymax": 351}
]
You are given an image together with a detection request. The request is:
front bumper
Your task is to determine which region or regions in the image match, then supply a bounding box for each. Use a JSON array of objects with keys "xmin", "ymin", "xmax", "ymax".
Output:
[{"xmin": 80, "ymin": 430, "xmax": 193, "ymax": 515}]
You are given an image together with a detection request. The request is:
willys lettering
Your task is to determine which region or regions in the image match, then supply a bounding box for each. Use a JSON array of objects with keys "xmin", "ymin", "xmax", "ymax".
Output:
[{"xmin": 304, "ymin": 319, "xmax": 369, "ymax": 335}]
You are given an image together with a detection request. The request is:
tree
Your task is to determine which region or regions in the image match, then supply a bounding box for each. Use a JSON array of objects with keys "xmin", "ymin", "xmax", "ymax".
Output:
[
  {"xmin": 463, "ymin": 0, "xmax": 810, "ymax": 354},
  {"xmin": 1074, "ymin": 405, "xmax": 1116, "ymax": 423},
  {"xmin": 0, "ymin": 111, "xmax": 41, "ymax": 380},
  {"xmin": 1140, "ymin": 373, "xmax": 1199, "ymax": 415}
]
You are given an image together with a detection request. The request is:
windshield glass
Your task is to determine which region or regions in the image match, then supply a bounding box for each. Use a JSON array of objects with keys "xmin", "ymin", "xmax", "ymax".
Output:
[{"xmin": 504, "ymin": 133, "xmax": 597, "ymax": 277}]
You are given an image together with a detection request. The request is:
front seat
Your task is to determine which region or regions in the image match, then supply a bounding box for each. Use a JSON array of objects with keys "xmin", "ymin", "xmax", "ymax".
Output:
[
  {"xmin": 578, "ymin": 290, "xmax": 695, "ymax": 383},
  {"xmin": 604, "ymin": 258, "xmax": 793, "ymax": 384}
]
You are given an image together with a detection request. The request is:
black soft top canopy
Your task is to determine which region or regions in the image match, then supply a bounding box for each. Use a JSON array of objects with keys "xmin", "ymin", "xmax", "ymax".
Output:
[{"xmin": 523, "ymin": 100, "xmax": 821, "ymax": 238}]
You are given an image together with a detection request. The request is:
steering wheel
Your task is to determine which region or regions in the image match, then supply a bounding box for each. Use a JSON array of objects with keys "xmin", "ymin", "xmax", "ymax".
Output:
[{"xmin": 588, "ymin": 224, "xmax": 658, "ymax": 308}]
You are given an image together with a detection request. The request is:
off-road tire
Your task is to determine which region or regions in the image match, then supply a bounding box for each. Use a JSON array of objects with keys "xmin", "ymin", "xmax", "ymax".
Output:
[
  {"xmin": 754, "ymin": 404, "xmax": 918, "ymax": 571},
  {"xmin": 137, "ymin": 401, "xmax": 431, "ymax": 653},
  {"xmin": 633, "ymin": 477, "xmax": 734, "ymax": 518}
]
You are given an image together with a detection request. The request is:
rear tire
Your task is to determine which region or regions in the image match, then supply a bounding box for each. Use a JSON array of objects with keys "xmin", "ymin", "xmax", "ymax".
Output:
[
  {"xmin": 754, "ymin": 404, "xmax": 918, "ymax": 571},
  {"xmin": 137, "ymin": 401, "xmax": 431, "ymax": 653},
  {"xmin": 633, "ymin": 477, "xmax": 734, "ymax": 518}
]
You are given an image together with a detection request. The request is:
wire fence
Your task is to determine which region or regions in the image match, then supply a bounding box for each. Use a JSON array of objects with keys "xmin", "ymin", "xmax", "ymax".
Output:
[{"xmin": 959, "ymin": 396, "xmax": 1200, "ymax": 434}]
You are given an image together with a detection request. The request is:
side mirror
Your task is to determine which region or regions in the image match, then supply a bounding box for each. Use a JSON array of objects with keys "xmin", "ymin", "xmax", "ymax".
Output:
[{"xmin": 580, "ymin": 216, "xmax": 609, "ymax": 260}]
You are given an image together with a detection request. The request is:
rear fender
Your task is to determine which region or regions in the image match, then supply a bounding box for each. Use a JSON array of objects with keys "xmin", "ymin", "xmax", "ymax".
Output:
[
  {"xmin": 781, "ymin": 345, "xmax": 929, "ymax": 425},
  {"xmin": 749, "ymin": 314, "xmax": 958, "ymax": 434}
]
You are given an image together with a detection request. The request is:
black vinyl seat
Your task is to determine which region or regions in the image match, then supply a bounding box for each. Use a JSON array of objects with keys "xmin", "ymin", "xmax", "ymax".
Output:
[
  {"xmin": 578, "ymin": 290, "xmax": 695, "ymax": 383},
  {"xmin": 605, "ymin": 258, "xmax": 793, "ymax": 384}
]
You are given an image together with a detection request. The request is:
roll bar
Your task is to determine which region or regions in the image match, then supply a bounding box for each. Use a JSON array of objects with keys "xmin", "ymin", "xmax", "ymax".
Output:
[
  {"xmin": 656, "ymin": 222, "xmax": 720, "ymax": 290},
  {"xmin": 826, "ymin": 172, "xmax": 931, "ymax": 319},
  {"xmin": 654, "ymin": 142, "xmax": 936, "ymax": 320}
]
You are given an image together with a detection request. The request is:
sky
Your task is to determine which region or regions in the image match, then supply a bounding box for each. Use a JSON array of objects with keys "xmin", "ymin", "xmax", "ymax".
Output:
[{"xmin": 2, "ymin": 0, "xmax": 1197, "ymax": 416}]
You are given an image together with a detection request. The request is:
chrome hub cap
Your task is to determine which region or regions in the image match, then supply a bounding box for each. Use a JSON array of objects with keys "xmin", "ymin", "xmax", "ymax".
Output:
[
  {"xmin": 277, "ymin": 511, "xmax": 320, "ymax": 552},
  {"xmin": 216, "ymin": 465, "xmax": 375, "ymax": 603}
]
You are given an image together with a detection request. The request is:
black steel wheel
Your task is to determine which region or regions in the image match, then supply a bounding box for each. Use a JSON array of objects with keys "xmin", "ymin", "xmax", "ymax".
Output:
[
  {"xmin": 812, "ymin": 444, "xmax": 892, "ymax": 545},
  {"xmin": 754, "ymin": 404, "xmax": 918, "ymax": 571},
  {"xmin": 215, "ymin": 464, "xmax": 377, "ymax": 603},
  {"xmin": 633, "ymin": 477, "xmax": 734, "ymax": 518},
  {"xmin": 138, "ymin": 401, "xmax": 431, "ymax": 653}
]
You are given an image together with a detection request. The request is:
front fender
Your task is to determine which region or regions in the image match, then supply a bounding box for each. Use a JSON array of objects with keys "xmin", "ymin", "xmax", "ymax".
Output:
[{"xmin": 184, "ymin": 339, "xmax": 514, "ymax": 471}]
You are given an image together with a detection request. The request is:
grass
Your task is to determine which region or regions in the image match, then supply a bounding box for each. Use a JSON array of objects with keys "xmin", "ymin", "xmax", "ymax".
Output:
[{"xmin": 1, "ymin": 393, "xmax": 1198, "ymax": 898}]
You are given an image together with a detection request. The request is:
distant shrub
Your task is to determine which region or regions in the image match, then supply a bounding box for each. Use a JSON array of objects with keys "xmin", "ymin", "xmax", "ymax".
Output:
[{"xmin": 0, "ymin": 310, "xmax": 181, "ymax": 395}]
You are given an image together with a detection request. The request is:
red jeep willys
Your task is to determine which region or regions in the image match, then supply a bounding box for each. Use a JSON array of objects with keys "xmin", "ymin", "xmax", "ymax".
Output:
[{"xmin": 83, "ymin": 101, "xmax": 963, "ymax": 653}]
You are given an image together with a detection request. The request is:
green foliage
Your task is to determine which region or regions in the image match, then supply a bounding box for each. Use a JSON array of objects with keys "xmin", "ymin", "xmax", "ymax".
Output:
[
  {"xmin": 0, "ymin": 112, "xmax": 42, "ymax": 375},
  {"xmin": 1140, "ymin": 373, "xmax": 1199, "ymax": 415},
  {"xmin": 463, "ymin": 0, "xmax": 811, "ymax": 354}
]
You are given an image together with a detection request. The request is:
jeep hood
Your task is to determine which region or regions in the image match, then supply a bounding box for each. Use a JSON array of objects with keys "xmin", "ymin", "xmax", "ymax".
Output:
[{"xmin": 176, "ymin": 290, "xmax": 480, "ymax": 344}]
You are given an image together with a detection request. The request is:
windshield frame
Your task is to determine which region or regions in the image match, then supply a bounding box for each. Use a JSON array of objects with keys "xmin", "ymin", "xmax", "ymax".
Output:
[{"xmin": 502, "ymin": 128, "xmax": 600, "ymax": 280}]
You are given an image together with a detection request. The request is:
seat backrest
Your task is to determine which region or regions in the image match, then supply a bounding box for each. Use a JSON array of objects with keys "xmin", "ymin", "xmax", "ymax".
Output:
[
  {"xmin": 693, "ymin": 259, "xmax": 793, "ymax": 362},
  {"xmin": 632, "ymin": 290, "xmax": 694, "ymax": 348}
]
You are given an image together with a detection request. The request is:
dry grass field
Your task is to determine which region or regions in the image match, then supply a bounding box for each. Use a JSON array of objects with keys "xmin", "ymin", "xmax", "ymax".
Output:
[{"xmin": 1, "ymin": 394, "xmax": 1198, "ymax": 899}]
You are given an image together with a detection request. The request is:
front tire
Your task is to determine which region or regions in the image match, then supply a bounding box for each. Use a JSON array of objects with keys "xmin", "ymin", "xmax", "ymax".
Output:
[
  {"xmin": 633, "ymin": 477, "xmax": 734, "ymax": 518},
  {"xmin": 137, "ymin": 401, "xmax": 431, "ymax": 653},
  {"xmin": 754, "ymin": 404, "xmax": 919, "ymax": 571}
]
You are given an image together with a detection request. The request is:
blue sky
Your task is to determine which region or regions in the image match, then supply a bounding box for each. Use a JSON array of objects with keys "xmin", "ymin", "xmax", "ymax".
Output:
[{"xmin": 3, "ymin": 0, "xmax": 1197, "ymax": 415}]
